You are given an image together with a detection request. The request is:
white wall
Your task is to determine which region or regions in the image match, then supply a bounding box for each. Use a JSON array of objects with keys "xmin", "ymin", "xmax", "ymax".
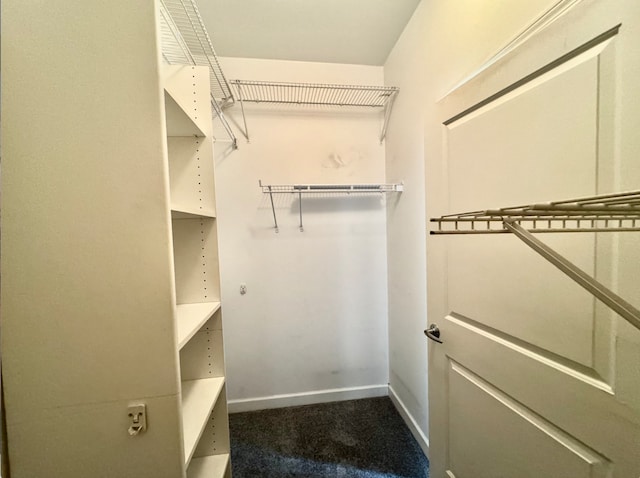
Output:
[
  {"xmin": 215, "ymin": 58, "xmax": 390, "ymax": 411},
  {"xmin": 383, "ymin": 0, "xmax": 430, "ymax": 456},
  {"xmin": 213, "ymin": 0, "xmax": 562, "ymax": 433}
]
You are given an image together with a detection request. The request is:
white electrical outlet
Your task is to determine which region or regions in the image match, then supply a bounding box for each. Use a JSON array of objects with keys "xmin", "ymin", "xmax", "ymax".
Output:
[{"xmin": 240, "ymin": 283, "xmax": 247, "ymax": 295}]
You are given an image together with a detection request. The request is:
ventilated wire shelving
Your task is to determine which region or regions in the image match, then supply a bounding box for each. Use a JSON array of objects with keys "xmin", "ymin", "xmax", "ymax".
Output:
[
  {"xmin": 259, "ymin": 180, "xmax": 403, "ymax": 233},
  {"xmin": 231, "ymin": 80, "xmax": 399, "ymax": 143},
  {"xmin": 430, "ymin": 190, "xmax": 640, "ymax": 234},
  {"xmin": 232, "ymin": 81, "xmax": 398, "ymax": 107},
  {"xmin": 159, "ymin": 0, "xmax": 238, "ymax": 149},
  {"xmin": 260, "ymin": 183, "xmax": 404, "ymax": 194},
  {"xmin": 160, "ymin": 0, "xmax": 234, "ymax": 105},
  {"xmin": 430, "ymin": 190, "xmax": 640, "ymax": 331}
]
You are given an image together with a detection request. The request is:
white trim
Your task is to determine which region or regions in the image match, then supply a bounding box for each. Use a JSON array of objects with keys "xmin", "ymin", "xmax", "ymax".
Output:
[
  {"xmin": 228, "ymin": 384, "xmax": 389, "ymax": 413},
  {"xmin": 388, "ymin": 384, "xmax": 430, "ymax": 458}
]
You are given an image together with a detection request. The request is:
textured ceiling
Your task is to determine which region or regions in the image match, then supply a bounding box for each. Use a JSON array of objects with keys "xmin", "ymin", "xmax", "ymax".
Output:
[{"xmin": 195, "ymin": 0, "xmax": 421, "ymax": 66}]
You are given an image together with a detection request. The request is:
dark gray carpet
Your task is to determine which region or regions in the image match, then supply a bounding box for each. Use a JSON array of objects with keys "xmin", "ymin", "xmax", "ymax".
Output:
[{"xmin": 229, "ymin": 396, "xmax": 429, "ymax": 478}]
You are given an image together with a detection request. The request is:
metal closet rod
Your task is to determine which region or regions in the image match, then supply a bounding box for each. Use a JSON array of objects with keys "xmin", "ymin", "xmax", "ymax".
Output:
[
  {"xmin": 259, "ymin": 180, "xmax": 404, "ymax": 233},
  {"xmin": 429, "ymin": 190, "xmax": 640, "ymax": 332}
]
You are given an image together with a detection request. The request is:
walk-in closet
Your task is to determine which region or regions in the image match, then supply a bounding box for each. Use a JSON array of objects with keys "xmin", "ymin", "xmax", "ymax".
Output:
[{"xmin": 2, "ymin": 1, "xmax": 639, "ymax": 477}]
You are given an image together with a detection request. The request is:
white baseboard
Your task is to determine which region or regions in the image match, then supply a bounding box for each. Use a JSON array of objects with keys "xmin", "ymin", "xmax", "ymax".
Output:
[
  {"xmin": 228, "ymin": 384, "xmax": 389, "ymax": 413},
  {"xmin": 388, "ymin": 384, "xmax": 430, "ymax": 458}
]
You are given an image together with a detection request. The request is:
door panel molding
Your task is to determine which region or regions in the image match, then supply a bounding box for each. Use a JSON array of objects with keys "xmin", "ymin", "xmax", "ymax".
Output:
[
  {"xmin": 443, "ymin": 26, "xmax": 619, "ymax": 125},
  {"xmin": 442, "ymin": 0, "xmax": 587, "ymax": 100},
  {"xmin": 448, "ymin": 360, "xmax": 612, "ymax": 478},
  {"xmin": 446, "ymin": 313, "xmax": 611, "ymax": 392},
  {"xmin": 438, "ymin": 0, "xmax": 629, "ymax": 124},
  {"xmin": 444, "ymin": 316, "xmax": 640, "ymax": 461}
]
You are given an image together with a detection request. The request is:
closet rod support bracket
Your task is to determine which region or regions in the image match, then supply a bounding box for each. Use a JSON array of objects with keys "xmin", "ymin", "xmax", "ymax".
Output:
[
  {"xmin": 260, "ymin": 180, "xmax": 279, "ymax": 233},
  {"xmin": 298, "ymin": 189, "xmax": 304, "ymax": 232},
  {"xmin": 380, "ymin": 90, "xmax": 398, "ymax": 144}
]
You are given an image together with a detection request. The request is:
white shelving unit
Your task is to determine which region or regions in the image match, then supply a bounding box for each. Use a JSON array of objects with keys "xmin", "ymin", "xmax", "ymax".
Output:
[
  {"xmin": 165, "ymin": 64, "xmax": 231, "ymax": 476},
  {"xmin": 2, "ymin": 2, "xmax": 230, "ymax": 477}
]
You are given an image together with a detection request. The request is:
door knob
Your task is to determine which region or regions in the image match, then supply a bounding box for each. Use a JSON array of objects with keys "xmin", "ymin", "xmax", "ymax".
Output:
[{"xmin": 424, "ymin": 324, "xmax": 443, "ymax": 344}]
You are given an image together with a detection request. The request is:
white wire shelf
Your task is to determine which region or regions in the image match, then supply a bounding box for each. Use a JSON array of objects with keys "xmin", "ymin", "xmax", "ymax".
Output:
[
  {"xmin": 430, "ymin": 190, "xmax": 640, "ymax": 234},
  {"xmin": 429, "ymin": 190, "xmax": 640, "ymax": 333},
  {"xmin": 260, "ymin": 182, "xmax": 404, "ymax": 194},
  {"xmin": 231, "ymin": 80, "xmax": 399, "ymax": 143},
  {"xmin": 231, "ymin": 80, "xmax": 398, "ymax": 107},
  {"xmin": 159, "ymin": 0, "xmax": 238, "ymax": 149},
  {"xmin": 260, "ymin": 180, "xmax": 403, "ymax": 232},
  {"xmin": 160, "ymin": 0, "xmax": 233, "ymax": 105}
]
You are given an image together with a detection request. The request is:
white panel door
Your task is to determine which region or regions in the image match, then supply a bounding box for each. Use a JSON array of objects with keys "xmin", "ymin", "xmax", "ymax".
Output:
[{"xmin": 427, "ymin": 1, "xmax": 640, "ymax": 477}]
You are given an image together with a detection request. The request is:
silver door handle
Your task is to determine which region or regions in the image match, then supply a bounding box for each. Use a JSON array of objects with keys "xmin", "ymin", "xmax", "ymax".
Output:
[{"xmin": 424, "ymin": 324, "xmax": 443, "ymax": 344}]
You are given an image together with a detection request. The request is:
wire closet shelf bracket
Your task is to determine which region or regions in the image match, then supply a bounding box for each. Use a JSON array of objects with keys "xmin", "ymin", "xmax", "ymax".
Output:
[
  {"xmin": 159, "ymin": 0, "xmax": 238, "ymax": 149},
  {"xmin": 231, "ymin": 81, "xmax": 399, "ymax": 144},
  {"xmin": 430, "ymin": 190, "xmax": 640, "ymax": 331},
  {"xmin": 260, "ymin": 180, "xmax": 404, "ymax": 233}
]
